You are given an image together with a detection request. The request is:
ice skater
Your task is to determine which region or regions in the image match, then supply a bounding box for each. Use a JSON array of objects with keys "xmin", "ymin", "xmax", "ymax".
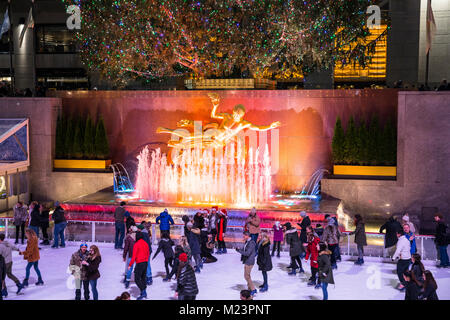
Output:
[
  {"xmin": 284, "ymin": 222, "xmax": 304, "ymax": 275},
  {"xmin": 69, "ymin": 243, "xmax": 89, "ymax": 300},
  {"xmin": 128, "ymin": 231, "xmax": 150, "ymax": 300},
  {"xmin": 19, "ymin": 229, "xmax": 43, "ymax": 288},
  {"xmin": 256, "ymin": 232, "xmax": 272, "ymax": 292},
  {"xmin": 348, "ymin": 214, "xmax": 367, "ymax": 265},
  {"xmin": 81, "ymin": 245, "xmax": 102, "ymax": 300},
  {"xmin": 216, "ymin": 209, "xmax": 228, "ymax": 254},
  {"xmin": 236, "ymin": 231, "xmax": 257, "ymax": 296},
  {"xmin": 305, "ymin": 227, "xmax": 321, "ymax": 288},
  {"xmin": 0, "ymin": 233, "xmax": 23, "ymax": 296},
  {"xmin": 271, "ymin": 221, "xmax": 283, "ymax": 258},
  {"xmin": 153, "ymin": 232, "xmax": 174, "ymax": 281},
  {"xmin": 175, "ymin": 253, "xmax": 198, "ymax": 300},
  {"xmin": 123, "ymin": 226, "xmax": 137, "ymax": 288},
  {"xmin": 318, "ymin": 242, "xmax": 334, "ymax": 300}
]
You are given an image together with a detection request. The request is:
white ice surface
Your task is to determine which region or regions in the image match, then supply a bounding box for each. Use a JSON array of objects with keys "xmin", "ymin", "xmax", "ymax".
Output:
[{"xmin": 3, "ymin": 241, "xmax": 450, "ymax": 300}]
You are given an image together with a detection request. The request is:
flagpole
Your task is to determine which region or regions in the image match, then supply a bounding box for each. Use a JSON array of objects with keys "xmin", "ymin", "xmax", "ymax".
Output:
[
  {"xmin": 31, "ymin": 0, "xmax": 36, "ymax": 96},
  {"xmin": 425, "ymin": 0, "xmax": 431, "ymax": 88},
  {"xmin": 8, "ymin": 0, "xmax": 14, "ymax": 95}
]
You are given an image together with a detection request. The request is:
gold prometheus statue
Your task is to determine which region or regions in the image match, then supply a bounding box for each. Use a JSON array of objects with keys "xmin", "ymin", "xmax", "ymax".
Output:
[{"xmin": 156, "ymin": 93, "xmax": 281, "ymax": 149}]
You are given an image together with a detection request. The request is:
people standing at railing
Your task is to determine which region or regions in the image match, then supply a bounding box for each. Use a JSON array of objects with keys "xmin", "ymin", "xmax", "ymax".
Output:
[
  {"xmin": 51, "ymin": 201, "xmax": 67, "ymax": 248},
  {"xmin": 236, "ymin": 231, "xmax": 257, "ymax": 296},
  {"xmin": 39, "ymin": 204, "xmax": 50, "ymax": 246},
  {"xmin": 401, "ymin": 213, "xmax": 416, "ymax": 234},
  {"xmin": 155, "ymin": 208, "xmax": 175, "ymax": 239},
  {"xmin": 123, "ymin": 226, "xmax": 137, "ymax": 288},
  {"xmin": 0, "ymin": 233, "xmax": 23, "ymax": 297},
  {"xmin": 114, "ymin": 201, "xmax": 129, "ymax": 249},
  {"xmin": 183, "ymin": 215, "xmax": 202, "ymax": 273},
  {"xmin": 81, "ymin": 245, "xmax": 102, "ymax": 300},
  {"xmin": 128, "ymin": 231, "xmax": 150, "ymax": 300},
  {"xmin": 403, "ymin": 223, "xmax": 417, "ymax": 255},
  {"xmin": 322, "ymin": 218, "xmax": 340, "ymax": 270},
  {"xmin": 403, "ymin": 270, "xmax": 420, "ymax": 300},
  {"xmin": 256, "ymin": 232, "xmax": 272, "ymax": 293},
  {"xmin": 245, "ymin": 207, "xmax": 260, "ymax": 251},
  {"xmin": 305, "ymin": 226, "xmax": 321, "ymax": 288},
  {"xmin": 297, "ymin": 211, "xmax": 311, "ymax": 258},
  {"xmin": 216, "ymin": 209, "xmax": 228, "ymax": 254},
  {"xmin": 392, "ymin": 230, "xmax": 411, "ymax": 291},
  {"xmin": 137, "ymin": 222, "xmax": 153, "ymax": 285},
  {"xmin": 379, "ymin": 215, "xmax": 403, "ymax": 258},
  {"xmin": 433, "ymin": 213, "xmax": 449, "ymax": 268},
  {"xmin": 419, "ymin": 270, "xmax": 439, "ymax": 300},
  {"xmin": 284, "ymin": 222, "xmax": 304, "ymax": 275},
  {"xmin": 19, "ymin": 229, "xmax": 43, "ymax": 288},
  {"xmin": 271, "ymin": 221, "xmax": 283, "ymax": 258},
  {"xmin": 29, "ymin": 203, "xmax": 41, "ymax": 239},
  {"xmin": 69, "ymin": 243, "xmax": 89, "ymax": 300},
  {"xmin": 13, "ymin": 202, "xmax": 28, "ymax": 245},
  {"xmin": 348, "ymin": 214, "xmax": 367, "ymax": 265},
  {"xmin": 318, "ymin": 242, "xmax": 334, "ymax": 300},
  {"xmin": 153, "ymin": 232, "xmax": 175, "ymax": 281}
]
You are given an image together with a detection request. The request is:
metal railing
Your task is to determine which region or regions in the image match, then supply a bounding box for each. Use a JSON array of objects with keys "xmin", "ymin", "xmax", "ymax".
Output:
[{"xmin": 0, "ymin": 217, "xmax": 441, "ymax": 261}]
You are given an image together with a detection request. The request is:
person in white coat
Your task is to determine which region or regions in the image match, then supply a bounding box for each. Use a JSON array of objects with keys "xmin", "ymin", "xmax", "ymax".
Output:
[{"xmin": 392, "ymin": 230, "xmax": 411, "ymax": 291}]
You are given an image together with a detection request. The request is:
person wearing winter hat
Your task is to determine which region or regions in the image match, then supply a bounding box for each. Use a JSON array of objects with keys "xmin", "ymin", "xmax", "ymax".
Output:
[
  {"xmin": 271, "ymin": 221, "xmax": 283, "ymax": 257},
  {"xmin": 175, "ymin": 252, "xmax": 199, "ymax": 300},
  {"xmin": 123, "ymin": 226, "xmax": 138, "ymax": 288},
  {"xmin": 216, "ymin": 209, "xmax": 228, "ymax": 254},
  {"xmin": 69, "ymin": 243, "xmax": 89, "ymax": 300},
  {"xmin": 284, "ymin": 222, "xmax": 304, "ymax": 275},
  {"xmin": 401, "ymin": 214, "xmax": 416, "ymax": 234},
  {"xmin": 236, "ymin": 231, "xmax": 257, "ymax": 296}
]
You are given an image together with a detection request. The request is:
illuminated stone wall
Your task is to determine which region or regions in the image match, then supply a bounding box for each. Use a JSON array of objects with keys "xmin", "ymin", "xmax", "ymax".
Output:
[{"xmin": 52, "ymin": 89, "xmax": 398, "ymax": 191}]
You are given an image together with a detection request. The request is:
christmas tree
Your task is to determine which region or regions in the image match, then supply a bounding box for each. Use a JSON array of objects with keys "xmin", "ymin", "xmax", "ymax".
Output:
[
  {"xmin": 62, "ymin": 0, "xmax": 382, "ymax": 85},
  {"xmin": 332, "ymin": 117, "xmax": 345, "ymax": 165}
]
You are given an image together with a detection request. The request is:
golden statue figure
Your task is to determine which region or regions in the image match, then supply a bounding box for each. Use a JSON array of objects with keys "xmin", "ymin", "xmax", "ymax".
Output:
[{"xmin": 156, "ymin": 93, "xmax": 281, "ymax": 149}]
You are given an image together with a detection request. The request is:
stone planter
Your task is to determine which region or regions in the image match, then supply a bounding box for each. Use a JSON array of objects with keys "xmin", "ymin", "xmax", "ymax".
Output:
[
  {"xmin": 333, "ymin": 165, "xmax": 396, "ymax": 177},
  {"xmin": 54, "ymin": 159, "xmax": 112, "ymax": 170}
]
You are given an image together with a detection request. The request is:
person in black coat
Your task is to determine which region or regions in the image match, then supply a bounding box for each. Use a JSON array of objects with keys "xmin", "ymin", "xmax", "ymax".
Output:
[
  {"xmin": 51, "ymin": 202, "xmax": 67, "ymax": 248},
  {"xmin": 256, "ymin": 232, "xmax": 272, "ymax": 292},
  {"xmin": 380, "ymin": 216, "xmax": 403, "ymax": 256},
  {"xmin": 419, "ymin": 270, "xmax": 439, "ymax": 300},
  {"xmin": 403, "ymin": 271, "xmax": 420, "ymax": 300},
  {"xmin": 29, "ymin": 203, "xmax": 41, "ymax": 238},
  {"xmin": 39, "ymin": 204, "xmax": 50, "ymax": 245},
  {"xmin": 153, "ymin": 232, "xmax": 174, "ymax": 281},
  {"xmin": 410, "ymin": 253, "xmax": 425, "ymax": 287},
  {"xmin": 297, "ymin": 211, "xmax": 311, "ymax": 256},
  {"xmin": 176, "ymin": 253, "xmax": 198, "ymax": 300},
  {"xmin": 81, "ymin": 245, "xmax": 102, "ymax": 300},
  {"xmin": 434, "ymin": 214, "xmax": 449, "ymax": 267},
  {"xmin": 0, "ymin": 255, "xmax": 6, "ymax": 300},
  {"xmin": 183, "ymin": 215, "xmax": 202, "ymax": 273},
  {"xmin": 284, "ymin": 222, "xmax": 304, "ymax": 275}
]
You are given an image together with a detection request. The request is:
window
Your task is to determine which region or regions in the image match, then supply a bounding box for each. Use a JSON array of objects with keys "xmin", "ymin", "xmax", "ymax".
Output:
[
  {"xmin": 36, "ymin": 24, "xmax": 78, "ymax": 53},
  {"xmin": 37, "ymin": 68, "xmax": 88, "ymax": 90}
]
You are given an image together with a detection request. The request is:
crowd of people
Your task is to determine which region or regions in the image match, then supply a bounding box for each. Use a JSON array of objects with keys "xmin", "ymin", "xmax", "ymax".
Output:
[{"xmin": 0, "ymin": 201, "xmax": 448, "ymax": 301}]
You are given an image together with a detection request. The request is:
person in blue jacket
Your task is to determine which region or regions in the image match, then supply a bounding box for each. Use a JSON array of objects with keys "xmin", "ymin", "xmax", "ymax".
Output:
[
  {"xmin": 156, "ymin": 208, "xmax": 175, "ymax": 238},
  {"xmin": 403, "ymin": 223, "xmax": 416, "ymax": 256}
]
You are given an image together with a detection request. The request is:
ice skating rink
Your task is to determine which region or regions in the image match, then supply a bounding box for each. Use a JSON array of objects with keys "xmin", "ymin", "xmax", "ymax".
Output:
[{"xmin": 3, "ymin": 241, "xmax": 449, "ymax": 300}]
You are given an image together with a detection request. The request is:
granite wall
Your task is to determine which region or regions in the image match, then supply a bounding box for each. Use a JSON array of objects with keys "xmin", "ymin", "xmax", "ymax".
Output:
[{"xmin": 322, "ymin": 91, "xmax": 450, "ymax": 229}]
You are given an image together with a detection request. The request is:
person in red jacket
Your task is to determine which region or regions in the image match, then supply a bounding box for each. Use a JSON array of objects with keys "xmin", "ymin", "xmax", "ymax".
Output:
[
  {"xmin": 216, "ymin": 209, "xmax": 228, "ymax": 254},
  {"xmin": 128, "ymin": 232, "xmax": 149, "ymax": 300},
  {"xmin": 305, "ymin": 227, "xmax": 321, "ymax": 288}
]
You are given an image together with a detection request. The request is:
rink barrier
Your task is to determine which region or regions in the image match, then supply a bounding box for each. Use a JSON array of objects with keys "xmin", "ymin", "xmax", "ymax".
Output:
[{"xmin": 0, "ymin": 217, "xmax": 442, "ymax": 261}]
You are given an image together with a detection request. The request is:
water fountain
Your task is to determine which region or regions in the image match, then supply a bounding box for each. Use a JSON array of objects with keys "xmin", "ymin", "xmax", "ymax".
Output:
[{"xmin": 135, "ymin": 141, "xmax": 271, "ymax": 207}]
